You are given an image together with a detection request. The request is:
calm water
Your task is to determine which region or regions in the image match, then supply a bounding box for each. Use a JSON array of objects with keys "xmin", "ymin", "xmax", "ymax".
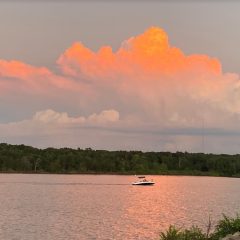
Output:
[{"xmin": 0, "ymin": 174, "xmax": 240, "ymax": 240}]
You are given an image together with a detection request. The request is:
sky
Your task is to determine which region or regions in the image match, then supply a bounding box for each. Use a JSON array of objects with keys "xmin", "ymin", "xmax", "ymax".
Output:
[{"xmin": 0, "ymin": 0, "xmax": 240, "ymax": 153}]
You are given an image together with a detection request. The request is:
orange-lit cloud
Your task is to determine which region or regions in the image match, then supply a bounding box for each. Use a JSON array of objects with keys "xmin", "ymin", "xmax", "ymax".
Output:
[
  {"xmin": 1, "ymin": 26, "xmax": 240, "ymax": 152},
  {"xmin": 57, "ymin": 27, "xmax": 221, "ymax": 78},
  {"xmin": 0, "ymin": 59, "xmax": 84, "ymax": 94},
  {"xmin": 56, "ymin": 27, "xmax": 240, "ymax": 128}
]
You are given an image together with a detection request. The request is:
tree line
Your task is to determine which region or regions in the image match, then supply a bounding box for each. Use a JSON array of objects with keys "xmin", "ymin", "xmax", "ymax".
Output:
[{"xmin": 0, "ymin": 143, "xmax": 240, "ymax": 177}]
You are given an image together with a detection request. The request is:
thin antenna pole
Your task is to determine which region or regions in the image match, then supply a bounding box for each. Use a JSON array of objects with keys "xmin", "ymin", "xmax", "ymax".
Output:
[{"xmin": 202, "ymin": 117, "xmax": 205, "ymax": 154}]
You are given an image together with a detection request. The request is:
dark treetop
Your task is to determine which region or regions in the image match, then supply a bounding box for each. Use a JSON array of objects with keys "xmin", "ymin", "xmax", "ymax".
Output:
[{"xmin": 0, "ymin": 143, "xmax": 240, "ymax": 177}]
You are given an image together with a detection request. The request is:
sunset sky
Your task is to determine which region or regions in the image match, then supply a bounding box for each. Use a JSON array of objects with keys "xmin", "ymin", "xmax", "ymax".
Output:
[{"xmin": 1, "ymin": 1, "xmax": 240, "ymax": 153}]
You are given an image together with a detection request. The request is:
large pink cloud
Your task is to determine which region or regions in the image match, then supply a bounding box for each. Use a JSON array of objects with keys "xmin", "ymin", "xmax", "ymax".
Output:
[
  {"xmin": 56, "ymin": 27, "xmax": 240, "ymax": 129},
  {"xmin": 1, "ymin": 26, "xmax": 240, "ymax": 152},
  {"xmin": 57, "ymin": 27, "xmax": 221, "ymax": 78}
]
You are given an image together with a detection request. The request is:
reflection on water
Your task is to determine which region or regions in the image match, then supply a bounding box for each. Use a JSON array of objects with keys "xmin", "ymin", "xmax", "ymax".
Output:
[{"xmin": 0, "ymin": 174, "xmax": 240, "ymax": 240}]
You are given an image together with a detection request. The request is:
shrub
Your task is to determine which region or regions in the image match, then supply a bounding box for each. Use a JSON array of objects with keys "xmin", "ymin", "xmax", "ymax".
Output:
[
  {"xmin": 159, "ymin": 214, "xmax": 240, "ymax": 240},
  {"xmin": 159, "ymin": 226, "xmax": 207, "ymax": 240},
  {"xmin": 182, "ymin": 226, "xmax": 207, "ymax": 240},
  {"xmin": 159, "ymin": 226, "xmax": 181, "ymax": 240},
  {"xmin": 212, "ymin": 214, "xmax": 240, "ymax": 240}
]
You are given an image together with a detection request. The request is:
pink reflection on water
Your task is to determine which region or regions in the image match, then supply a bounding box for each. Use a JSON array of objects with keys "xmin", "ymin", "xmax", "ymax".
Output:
[{"xmin": 0, "ymin": 175, "xmax": 240, "ymax": 240}]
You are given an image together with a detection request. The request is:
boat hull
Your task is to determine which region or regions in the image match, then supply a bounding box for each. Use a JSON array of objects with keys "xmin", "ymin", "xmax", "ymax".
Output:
[{"xmin": 132, "ymin": 182, "xmax": 155, "ymax": 185}]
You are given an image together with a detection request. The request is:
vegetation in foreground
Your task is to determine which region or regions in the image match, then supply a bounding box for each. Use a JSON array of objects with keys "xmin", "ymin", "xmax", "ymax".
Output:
[
  {"xmin": 159, "ymin": 214, "xmax": 240, "ymax": 240},
  {"xmin": 1, "ymin": 143, "xmax": 240, "ymax": 177}
]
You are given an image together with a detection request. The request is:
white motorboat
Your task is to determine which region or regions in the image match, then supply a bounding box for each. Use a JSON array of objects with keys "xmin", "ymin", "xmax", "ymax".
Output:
[{"xmin": 132, "ymin": 176, "xmax": 155, "ymax": 185}]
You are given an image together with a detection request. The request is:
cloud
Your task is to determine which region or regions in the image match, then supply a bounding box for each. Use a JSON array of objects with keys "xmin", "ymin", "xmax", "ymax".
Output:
[
  {"xmin": 56, "ymin": 27, "xmax": 240, "ymax": 130},
  {"xmin": 33, "ymin": 109, "xmax": 85, "ymax": 124},
  {"xmin": 0, "ymin": 26, "xmax": 240, "ymax": 152},
  {"xmin": 1, "ymin": 109, "xmax": 240, "ymax": 153},
  {"xmin": 0, "ymin": 109, "xmax": 120, "ymax": 145},
  {"xmin": 32, "ymin": 109, "xmax": 119, "ymax": 124},
  {"xmin": 57, "ymin": 27, "xmax": 222, "ymax": 78},
  {"xmin": 87, "ymin": 109, "xmax": 120, "ymax": 123}
]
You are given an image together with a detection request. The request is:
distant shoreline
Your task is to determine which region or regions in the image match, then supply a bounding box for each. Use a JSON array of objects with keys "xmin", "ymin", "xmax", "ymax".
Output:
[
  {"xmin": 0, "ymin": 171, "xmax": 239, "ymax": 179},
  {"xmin": 1, "ymin": 143, "xmax": 240, "ymax": 178}
]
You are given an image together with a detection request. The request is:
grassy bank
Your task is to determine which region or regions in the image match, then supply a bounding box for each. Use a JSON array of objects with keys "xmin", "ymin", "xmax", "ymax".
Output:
[{"xmin": 159, "ymin": 215, "xmax": 240, "ymax": 240}]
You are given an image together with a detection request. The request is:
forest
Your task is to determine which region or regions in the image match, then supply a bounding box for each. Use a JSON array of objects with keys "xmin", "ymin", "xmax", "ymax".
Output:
[{"xmin": 0, "ymin": 143, "xmax": 240, "ymax": 177}]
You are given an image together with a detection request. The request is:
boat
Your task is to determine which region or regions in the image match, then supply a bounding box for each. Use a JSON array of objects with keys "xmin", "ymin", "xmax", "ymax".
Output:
[{"xmin": 132, "ymin": 176, "xmax": 155, "ymax": 185}]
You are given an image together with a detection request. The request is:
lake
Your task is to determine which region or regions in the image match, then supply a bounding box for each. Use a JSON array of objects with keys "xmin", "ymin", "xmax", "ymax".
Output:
[{"xmin": 0, "ymin": 174, "xmax": 239, "ymax": 240}]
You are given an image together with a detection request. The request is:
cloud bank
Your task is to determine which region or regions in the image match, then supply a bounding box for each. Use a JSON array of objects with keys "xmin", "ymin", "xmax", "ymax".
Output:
[{"xmin": 1, "ymin": 27, "xmax": 240, "ymax": 153}]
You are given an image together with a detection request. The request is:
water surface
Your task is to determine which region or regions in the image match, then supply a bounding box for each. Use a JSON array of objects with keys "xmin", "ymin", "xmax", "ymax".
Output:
[{"xmin": 0, "ymin": 174, "xmax": 239, "ymax": 240}]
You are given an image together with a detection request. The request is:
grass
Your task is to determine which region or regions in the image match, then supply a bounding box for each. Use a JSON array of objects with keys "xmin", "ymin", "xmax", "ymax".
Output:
[{"xmin": 159, "ymin": 214, "xmax": 240, "ymax": 240}]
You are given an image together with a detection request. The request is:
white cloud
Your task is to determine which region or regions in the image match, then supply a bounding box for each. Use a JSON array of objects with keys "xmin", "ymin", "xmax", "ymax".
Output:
[
  {"xmin": 88, "ymin": 109, "xmax": 119, "ymax": 123},
  {"xmin": 33, "ymin": 109, "xmax": 85, "ymax": 124},
  {"xmin": 31, "ymin": 109, "xmax": 120, "ymax": 126}
]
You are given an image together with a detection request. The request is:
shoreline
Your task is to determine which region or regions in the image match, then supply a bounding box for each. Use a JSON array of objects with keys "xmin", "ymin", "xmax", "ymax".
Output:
[{"xmin": 0, "ymin": 171, "xmax": 239, "ymax": 178}]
